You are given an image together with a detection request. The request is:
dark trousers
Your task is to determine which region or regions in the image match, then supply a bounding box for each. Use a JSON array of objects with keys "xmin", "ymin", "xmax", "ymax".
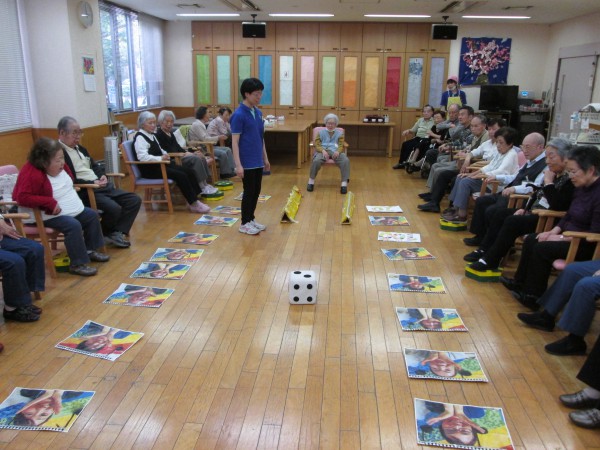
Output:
[
  {"xmin": 79, "ymin": 184, "xmax": 141, "ymax": 235},
  {"xmin": 429, "ymin": 169, "xmax": 458, "ymax": 205},
  {"xmin": 0, "ymin": 236, "xmax": 45, "ymax": 307},
  {"xmin": 469, "ymin": 194, "xmax": 509, "ymax": 237},
  {"xmin": 139, "ymin": 161, "xmax": 201, "ymax": 205},
  {"xmin": 482, "ymin": 213, "xmax": 538, "ymax": 267},
  {"xmin": 578, "ymin": 333, "xmax": 600, "ymax": 390},
  {"xmin": 514, "ymin": 234, "xmax": 595, "ymax": 297},
  {"xmin": 398, "ymin": 138, "xmax": 429, "ymax": 163},
  {"xmin": 478, "ymin": 206, "xmax": 518, "ymax": 250},
  {"xmin": 241, "ymin": 168, "xmax": 263, "ymax": 225}
]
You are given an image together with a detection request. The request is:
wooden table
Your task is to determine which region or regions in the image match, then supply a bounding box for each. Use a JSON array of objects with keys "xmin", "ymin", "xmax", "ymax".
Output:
[
  {"xmin": 264, "ymin": 119, "xmax": 315, "ymax": 168},
  {"xmin": 173, "ymin": 117, "xmax": 196, "ymax": 126},
  {"xmin": 338, "ymin": 120, "xmax": 396, "ymax": 157}
]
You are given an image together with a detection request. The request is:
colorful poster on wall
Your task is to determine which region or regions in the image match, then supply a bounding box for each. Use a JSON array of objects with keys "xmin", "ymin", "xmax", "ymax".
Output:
[{"xmin": 459, "ymin": 37, "xmax": 512, "ymax": 85}]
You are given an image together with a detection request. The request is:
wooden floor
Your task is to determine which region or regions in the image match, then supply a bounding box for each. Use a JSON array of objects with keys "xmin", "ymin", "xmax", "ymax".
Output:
[{"xmin": 1, "ymin": 154, "xmax": 599, "ymax": 449}]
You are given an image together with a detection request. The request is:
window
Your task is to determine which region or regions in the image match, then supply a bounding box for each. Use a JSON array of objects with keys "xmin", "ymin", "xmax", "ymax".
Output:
[
  {"xmin": 0, "ymin": 0, "xmax": 32, "ymax": 132},
  {"xmin": 100, "ymin": 1, "xmax": 164, "ymax": 112}
]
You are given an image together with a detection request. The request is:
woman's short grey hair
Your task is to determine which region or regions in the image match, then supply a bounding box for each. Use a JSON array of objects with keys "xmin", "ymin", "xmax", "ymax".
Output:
[
  {"xmin": 546, "ymin": 137, "xmax": 572, "ymax": 159},
  {"xmin": 137, "ymin": 111, "xmax": 156, "ymax": 129},
  {"xmin": 157, "ymin": 110, "xmax": 176, "ymax": 125},
  {"xmin": 323, "ymin": 113, "xmax": 339, "ymax": 126}
]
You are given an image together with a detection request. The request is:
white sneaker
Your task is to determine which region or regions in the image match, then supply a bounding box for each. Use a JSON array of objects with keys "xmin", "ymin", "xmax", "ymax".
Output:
[
  {"xmin": 239, "ymin": 222, "xmax": 261, "ymax": 235},
  {"xmin": 188, "ymin": 201, "xmax": 211, "ymax": 213},
  {"xmin": 202, "ymin": 185, "xmax": 218, "ymax": 194},
  {"xmin": 250, "ymin": 219, "xmax": 266, "ymax": 231}
]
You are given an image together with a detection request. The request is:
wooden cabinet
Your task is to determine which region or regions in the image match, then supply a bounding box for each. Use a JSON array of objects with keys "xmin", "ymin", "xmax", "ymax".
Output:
[
  {"xmin": 383, "ymin": 23, "xmax": 407, "ymax": 52},
  {"xmin": 340, "ymin": 23, "xmax": 363, "ymax": 52},
  {"xmin": 193, "ymin": 51, "xmax": 234, "ymax": 112},
  {"xmin": 233, "ymin": 23, "xmax": 276, "ymax": 51},
  {"xmin": 275, "ymin": 52, "xmax": 319, "ymax": 113},
  {"xmin": 275, "ymin": 23, "xmax": 297, "ymax": 51},
  {"xmin": 297, "ymin": 23, "xmax": 319, "ymax": 51},
  {"xmin": 192, "ymin": 22, "xmax": 233, "ymax": 50},
  {"xmin": 318, "ymin": 23, "xmax": 340, "ymax": 51},
  {"xmin": 403, "ymin": 52, "xmax": 448, "ymax": 111},
  {"xmin": 318, "ymin": 52, "xmax": 361, "ymax": 111},
  {"xmin": 406, "ymin": 23, "xmax": 450, "ymax": 52},
  {"xmin": 362, "ymin": 24, "xmax": 385, "ymax": 53}
]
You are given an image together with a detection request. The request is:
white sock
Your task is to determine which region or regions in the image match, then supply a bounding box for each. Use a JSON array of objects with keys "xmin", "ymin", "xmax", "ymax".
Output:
[
  {"xmin": 342, "ymin": 181, "xmax": 348, "ymax": 187},
  {"xmin": 4, "ymin": 305, "xmax": 15, "ymax": 311},
  {"xmin": 308, "ymin": 178, "xmax": 315, "ymax": 185},
  {"xmin": 583, "ymin": 387, "xmax": 600, "ymax": 399}
]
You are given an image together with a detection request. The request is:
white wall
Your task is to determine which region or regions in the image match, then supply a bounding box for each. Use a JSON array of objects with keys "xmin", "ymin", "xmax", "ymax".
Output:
[
  {"xmin": 164, "ymin": 21, "xmax": 193, "ymax": 108},
  {"xmin": 22, "ymin": 0, "xmax": 107, "ymax": 129},
  {"xmin": 447, "ymin": 23, "xmax": 551, "ymax": 109}
]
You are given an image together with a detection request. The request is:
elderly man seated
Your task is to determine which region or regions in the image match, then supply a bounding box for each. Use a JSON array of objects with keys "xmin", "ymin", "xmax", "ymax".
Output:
[
  {"xmin": 0, "ymin": 215, "xmax": 44, "ymax": 322},
  {"xmin": 58, "ymin": 116, "xmax": 141, "ymax": 248},
  {"xmin": 392, "ymin": 105, "xmax": 435, "ymax": 169}
]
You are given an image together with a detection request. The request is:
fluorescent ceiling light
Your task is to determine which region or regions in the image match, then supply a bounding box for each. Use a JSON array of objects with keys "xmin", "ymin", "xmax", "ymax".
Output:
[
  {"xmin": 365, "ymin": 14, "xmax": 431, "ymax": 18},
  {"xmin": 269, "ymin": 13, "xmax": 334, "ymax": 17},
  {"xmin": 462, "ymin": 15, "xmax": 530, "ymax": 19},
  {"xmin": 176, "ymin": 13, "xmax": 240, "ymax": 17}
]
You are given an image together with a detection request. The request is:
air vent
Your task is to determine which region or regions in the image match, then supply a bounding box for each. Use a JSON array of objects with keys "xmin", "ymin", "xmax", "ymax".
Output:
[
  {"xmin": 176, "ymin": 3, "xmax": 204, "ymax": 8},
  {"xmin": 440, "ymin": 1, "xmax": 482, "ymax": 14}
]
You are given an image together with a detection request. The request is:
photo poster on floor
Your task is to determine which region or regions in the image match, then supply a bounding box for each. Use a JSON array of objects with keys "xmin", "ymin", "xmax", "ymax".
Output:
[
  {"xmin": 194, "ymin": 215, "xmax": 239, "ymax": 227},
  {"xmin": 366, "ymin": 205, "xmax": 403, "ymax": 213},
  {"xmin": 378, "ymin": 232, "xmax": 421, "ymax": 242},
  {"xmin": 388, "ymin": 274, "xmax": 446, "ymax": 294},
  {"xmin": 368, "ymin": 216, "xmax": 409, "ymax": 226},
  {"xmin": 395, "ymin": 307, "xmax": 468, "ymax": 332},
  {"xmin": 211, "ymin": 205, "xmax": 241, "ymax": 215},
  {"xmin": 382, "ymin": 247, "xmax": 435, "ymax": 261},
  {"xmin": 148, "ymin": 248, "xmax": 204, "ymax": 264},
  {"xmin": 103, "ymin": 283, "xmax": 174, "ymax": 308},
  {"xmin": 414, "ymin": 398, "xmax": 513, "ymax": 449},
  {"xmin": 234, "ymin": 192, "xmax": 271, "ymax": 202},
  {"xmin": 0, "ymin": 388, "xmax": 95, "ymax": 432},
  {"xmin": 404, "ymin": 348, "xmax": 488, "ymax": 382},
  {"xmin": 56, "ymin": 320, "xmax": 144, "ymax": 362},
  {"xmin": 168, "ymin": 232, "xmax": 219, "ymax": 245},
  {"xmin": 131, "ymin": 262, "xmax": 192, "ymax": 280}
]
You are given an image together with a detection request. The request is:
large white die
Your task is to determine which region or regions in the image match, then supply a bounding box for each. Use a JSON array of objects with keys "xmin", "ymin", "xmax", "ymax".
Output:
[{"xmin": 289, "ymin": 270, "xmax": 317, "ymax": 304}]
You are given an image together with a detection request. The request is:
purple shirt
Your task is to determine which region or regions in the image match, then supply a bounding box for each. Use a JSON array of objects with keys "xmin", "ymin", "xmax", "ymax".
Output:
[{"xmin": 558, "ymin": 177, "xmax": 600, "ymax": 232}]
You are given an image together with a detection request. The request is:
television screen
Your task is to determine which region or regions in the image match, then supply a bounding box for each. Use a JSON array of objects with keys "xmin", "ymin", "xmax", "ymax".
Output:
[
  {"xmin": 479, "ymin": 85, "xmax": 518, "ymax": 111},
  {"xmin": 242, "ymin": 22, "xmax": 266, "ymax": 38}
]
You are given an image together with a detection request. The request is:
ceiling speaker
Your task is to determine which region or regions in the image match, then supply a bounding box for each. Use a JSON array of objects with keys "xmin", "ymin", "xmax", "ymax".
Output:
[
  {"xmin": 431, "ymin": 24, "xmax": 458, "ymax": 40},
  {"xmin": 242, "ymin": 22, "xmax": 266, "ymax": 38}
]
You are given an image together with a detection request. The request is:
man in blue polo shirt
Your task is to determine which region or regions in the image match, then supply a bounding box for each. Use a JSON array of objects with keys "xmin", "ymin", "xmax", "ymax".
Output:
[{"xmin": 231, "ymin": 78, "xmax": 271, "ymax": 235}]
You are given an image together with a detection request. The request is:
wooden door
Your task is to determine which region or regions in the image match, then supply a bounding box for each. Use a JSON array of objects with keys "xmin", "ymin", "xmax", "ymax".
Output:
[
  {"xmin": 297, "ymin": 52, "xmax": 319, "ymax": 111},
  {"xmin": 318, "ymin": 23, "xmax": 341, "ymax": 51},
  {"xmin": 254, "ymin": 27, "xmax": 276, "ymax": 51},
  {"xmin": 296, "ymin": 23, "xmax": 319, "ymax": 51},
  {"xmin": 362, "ymin": 24, "xmax": 385, "ymax": 53},
  {"xmin": 318, "ymin": 53, "xmax": 338, "ymax": 109},
  {"xmin": 384, "ymin": 23, "xmax": 407, "ymax": 52},
  {"xmin": 211, "ymin": 22, "xmax": 233, "ymax": 50},
  {"xmin": 426, "ymin": 53, "xmax": 448, "ymax": 108},
  {"xmin": 192, "ymin": 22, "xmax": 212, "ymax": 51},
  {"xmin": 340, "ymin": 23, "xmax": 363, "ymax": 52},
  {"xmin": 403, "ymin": 53, "xmax": 427, "ymax": 111},
  {"xmin": 233, "ymin": 25, "xmax": 255, "ymax": 51},
  {"xmin": 338, "ymin": 53, "xmax": 361, "ymax": 111},
  {"xmin": 193, "ymin": 51, "xmax": 213, "ymax": 107},
  {"xmin": 405, "ymin": 23, "xmax": 430, "ymax": 52},
  {"xmin": 234, "ymin": 51, "xmax": 254, "ymax": 103},
  {"xmin": 276, "ymin": 53, "xmax": 295, "ymax": 109},
  {"xmin": 360, "ymin": 53, "xmax": 384, "ymax": 111},
  {"xmin": 275, "ymin": 22, "xmax": 297, "ymax": 51},
  {"xmin": 213, "ymin": 52, "xmax": 234, "ymax": 109},
  {"xmin": 256, "ymin": 52, "xmax": 276, "ymax": 108}
]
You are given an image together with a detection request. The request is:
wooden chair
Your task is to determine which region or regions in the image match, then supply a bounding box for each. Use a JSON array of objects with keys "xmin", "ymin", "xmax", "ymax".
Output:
[
  {"xmin": 120, "ymin": 140, "xmax": 174, "ymax": 214},
  {"xmin": 553, "ymin": 231, "xmax": 600, "ymax": 271},
  {"xmin": 308, "ymin": 127, "xmax": 350, "ymax": 185}
]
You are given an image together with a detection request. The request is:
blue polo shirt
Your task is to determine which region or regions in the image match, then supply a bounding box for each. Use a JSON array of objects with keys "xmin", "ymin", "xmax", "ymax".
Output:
[{"xmin": 230, "ymin": 102, "xmax": 264, "ymax": 169}]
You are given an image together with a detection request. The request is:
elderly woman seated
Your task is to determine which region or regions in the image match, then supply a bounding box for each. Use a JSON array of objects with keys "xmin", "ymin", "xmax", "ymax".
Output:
[
  {"xmin": 13, "ymin": 138, "xmax": 109, "ymax": 277},
  {"xmin": 207, "ymin": 107, "xmax": 232, "ymax": 148},
  {"xmin": 133, "ymin": 111, "xmax": 210, "ymax": 214},
  {"xmin": 155, "ymin": 110, "xmax": 219, "ymax": 196},
  {"xmin": 306, "ymin": 113, "xmax": 350, "ymax": 194},
  {"xmin": 188, "ymin": 106, "xmax": 236, "ymax": 178}
]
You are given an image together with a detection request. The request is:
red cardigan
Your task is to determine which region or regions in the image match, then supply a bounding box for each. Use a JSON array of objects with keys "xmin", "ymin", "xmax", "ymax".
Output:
[{"xmin": 13, "ymin": 162, "xmax": 75, "ymax": 214}]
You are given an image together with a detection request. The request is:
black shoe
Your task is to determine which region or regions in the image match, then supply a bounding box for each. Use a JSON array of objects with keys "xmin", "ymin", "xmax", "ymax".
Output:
[
  {"xmin": 545, "ymin": 335, "xmax": 587, "ymax": 356},
  {"xmin": 463, "ymin": 236, "xmax": 482, "ymax": 247},
  {"xmin": 560, "ymin": 390, "xmax": 600, "ymax": 410},
  {"xmin": 510, "ymin": 291, "xmax": 539, "ymax": 310},
  {"xmin": 469, "ymin": 260, "xmax": 499, "ymax": 272},
  {"xmin": 340, "ymin": 186, "xmax": 347, "ymax": 194},
  {"xmin": 464, "ymin": 249, "xmax": 485, "ymax": 263},
  {"xmin": 88, "ymin": 251, "xmax": 110, "ymax": 263},
  {"xmin": 417, "ymin": 202, "xmax": 440, "ymax": 213},
  {"xmin": 3, "ymin": 307, "xmax": 40, "ymax": 322},
  {"xmin": 418, "ymin": 192, "xmax": 432, "ymax": 200},
  {"xmin": 306, "ymin": 183, "xmax": 314, "ymax": 192},
  {"xmin": 26, "ymin": 304, "xmax": 42, "ymax": 314},
  {"xmin": 105, "ymin": 231, "xmax": 130, "ymax": 248},
  {"xmin": 500, "ymin": 276, "xmax": 522, "ymax": 293},
  {"xmin": 442, "ymin": 206, "xmax": 457, "ymax": 215},
  {"xmin": 69, "ymin": 264, "xmax": 98, "ymax": 277},
  {"xmin": 517, "ymin": 311, "xmax": 554, "ymax": 331},
  {"xmin": 569, "ymin": 408, "xmax": 600, "ymax": 429},
  {"xmin": 220, "ymin": 173, "xmax": 236, "ymax": 179},
  {"xmin": 392, "ymin": 163, "xmax": 405, "ymax": 170}
]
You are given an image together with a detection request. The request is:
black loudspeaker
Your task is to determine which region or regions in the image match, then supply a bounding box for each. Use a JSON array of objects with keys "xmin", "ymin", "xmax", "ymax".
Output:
[
  {"xmin": 431, "ymin": 24, "xmax": 458, "ymax": 40},
  {"xmin": 242, "ymin": 22, "xmax": 266, "ymax": 38}
]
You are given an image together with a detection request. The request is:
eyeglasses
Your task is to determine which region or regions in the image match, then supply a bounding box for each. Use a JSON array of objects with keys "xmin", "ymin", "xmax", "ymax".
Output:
[
  {"xmin": 68, "ymin": 130, "xmax": 84, "ymax": 137},
  {"xmin": 567, "ymin": 168, "xmax": 582, "ymax": 177}
]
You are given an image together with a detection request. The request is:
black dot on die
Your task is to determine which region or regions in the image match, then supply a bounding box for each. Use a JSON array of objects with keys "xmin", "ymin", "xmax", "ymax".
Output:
[
  {"xmin": 294, "ymin": 271, "xmax": 301, "ymax": 274},
  {"xmin": 307, "ymin": 284, "xmax": 313, "ymax": 289},
  {"xmin": 293, "ymin": 297, "xmax": 299, "ymax": 302},
  {"xmin": 294, "ymin": 284, "xmax": 300, "ymax": 290},
  {"xmin": 307, "ymin": 297, "xmax": 313, "ymax": 302},
  {"xmin": 304, "ymin": 274, "xmax": 311, "ymax": 278}
]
